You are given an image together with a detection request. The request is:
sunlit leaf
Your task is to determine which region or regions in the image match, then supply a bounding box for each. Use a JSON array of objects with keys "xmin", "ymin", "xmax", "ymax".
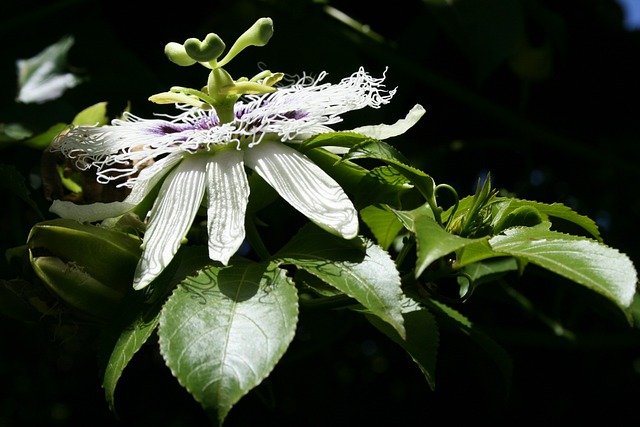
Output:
[
  {"xmin": 489, "ymin": 227, "xmax": 638, "ymax": 311},
  {"xmin": 355, "ymin": 165, "xmax": 414, "ymax": 208},
  {"xmin": 343, "ymin": 138, "xmax": 437, "ymax": 202},
  {"xmin": 360, "ymin": 204, "xmax": 404, "ymax": 250},
  {"xmin": 275, "ymin": 223, "xmax": 406, "ymax": 339},
  {"xmin": 158, "ymin": 259, "xmax": 298, "ymax": 425},
  {"xmin": 491, "ymin": 198, "xmax": 601, "ymax": 240},
  {"xmin": 72, "ymin": 101, "xmax": 110, "ymax": 126}
]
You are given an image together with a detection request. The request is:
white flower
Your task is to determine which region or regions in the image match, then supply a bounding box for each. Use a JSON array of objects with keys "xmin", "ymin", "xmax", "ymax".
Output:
[{"xmin": 50, "ymin": 68, "xmax": 425, "ymax": 290}]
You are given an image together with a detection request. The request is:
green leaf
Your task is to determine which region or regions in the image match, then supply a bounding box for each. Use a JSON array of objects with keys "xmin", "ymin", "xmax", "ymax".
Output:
[
  {"xmin": 366, "ymin": 297, "xmax": 439, "ymax": 389},
  {"xmin": 100, "ymin": 293, "xmax": 162, "ymax": 411},
  {"xmin": 460, "ymin": 257, "xmax": 519, "ymax": 286},
  {"xmin": 360, "ymin": 204, "xmax": 404, "ymax": 250},
  {"xmin": 158, "ymin": 259, "xmax": 298, "ymax": 425},
  {"xmin": 392, "ymin": 207, "xmax": 488, "ymax": 277},
  {"xmin": 342, "ymin": 138, "xmax": 437, "ymax": 202},
  {"xmin": 100, "ymin": 246, "xmax": 211, "ymax": 412},
  {"xmin": 491, "ymin": 198, "xmax": 601, "ymax": 240},
  {"xmin": 72, "ymin": 101, "xmax": 110, "ymax": 126},
  {"xmin": 22, "ymin": 123, "xmax": 67, "ymax": 149},
  {"xmin": 301, "ymin": 131, "xmax": 371, "ymax": 150},
  {"xmin": 355, "ymin": 166, "xmax": 414, "ymax": 208},
  {"xmin": 274, "ymin": 223, "xmax": 406, "ymax": 339},
  {"xmin": 302, "ymin": 147, "xmax": 368, "ymax": 194},
  {"xmin": 489, "ymin": 227, "xmax": 638, "ymax": 311},
  {"xmin": 0, "ymin": 123, "xmax": 32, "ymax": 142},
  {"xmin": 493, "ymin": 205, "xmax": 543, "ymax": 234}
]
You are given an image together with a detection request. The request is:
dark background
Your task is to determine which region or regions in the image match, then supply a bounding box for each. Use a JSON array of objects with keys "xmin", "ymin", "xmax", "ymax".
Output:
[{"xmin": 1, "ymin": 0, "xmax": 639, "ymax": 425}]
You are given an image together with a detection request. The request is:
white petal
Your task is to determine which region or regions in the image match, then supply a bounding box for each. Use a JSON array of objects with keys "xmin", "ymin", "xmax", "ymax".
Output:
[
  {"xmin": 125, "ymin": 154, "xmax": 184, "ymax": 204},
  {"xmin": 349, "ymin": 104, "xmax": 426, "ymax": 140},
  {"xmin": 50, "ymin": 199, "xmax": 135, "ymax": 223},
  {"xmin": 244, "ymin": 140, "xmax": 358, "ymax": 239},
  {"xmin": 205, "ymin": 149, "xmax": 250, "ymax": 265},
  {"xmin": 133, "ymin": 156, "xmax": 207, "ymax": 290},
  {"xmin": 48, "ymin": 154, "xmax": 183, "ymax": 223}
]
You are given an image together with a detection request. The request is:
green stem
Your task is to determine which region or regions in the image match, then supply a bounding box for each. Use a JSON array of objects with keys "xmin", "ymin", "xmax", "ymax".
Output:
[
  {"xmin": 394, "ymin": 234, "xmax": 415, "ymax": 269},
  {"xmin": 245, "ymin": 215, "xmax": 271, "ymax": 261}
]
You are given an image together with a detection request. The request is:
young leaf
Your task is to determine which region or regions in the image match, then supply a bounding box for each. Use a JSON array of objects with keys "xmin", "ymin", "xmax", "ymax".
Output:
[
  {"xmin": 300, "ymin": 130, "xmax": 371, "ymax": 150},
  {"xmin": 360, "ymin": 204, "xmax": 404, "ymax": 250},
  {"xmin": 392, "ymin": 208, "xmax": 488, "ymax": 277},
  {"xmin": 158, "ymin": 259, "xmax": 298, "ymax": 426},
  {"xmin": 274, "ymin": 223, "xmax": 406, "ymax": 339},
  {"xmin": 489, "ymin": 227, "xmax": 638, "ymax": 312},
  {"xmin": 491, "ymin": 198, "xmax": 602, "ymax": 240}
]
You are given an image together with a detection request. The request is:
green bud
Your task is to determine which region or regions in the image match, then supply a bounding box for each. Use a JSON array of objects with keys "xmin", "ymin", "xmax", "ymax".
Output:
[
  {"xmin": 164, "ymin": 42, "xmax": 197, "ymax": 66},
  {"xmin": 184, "ymin": 33, "xmax": 226, "ymax": 63},
  {"xmin": 27, "ymin": 218, "xmax": 142, "ymax": 320}
]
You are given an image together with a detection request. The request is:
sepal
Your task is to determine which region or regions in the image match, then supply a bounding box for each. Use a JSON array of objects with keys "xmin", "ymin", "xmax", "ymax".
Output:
[{"xmin": 27, "ymin": 218, "xmax": 142, "ymax": 320}]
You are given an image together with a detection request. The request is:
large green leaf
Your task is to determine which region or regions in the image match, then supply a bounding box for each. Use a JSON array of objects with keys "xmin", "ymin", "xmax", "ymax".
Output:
[
  {"xmin": 489, "ymin": 227, "xmax": 638, "ymax": 311},
  {"xmin": 158, "ymin": 259, "xmax": 298, "ymax": 426},
  {"xmin": 100, "ymin": 246, "xmax": 212, "ymax": 412},
  {"xmin": 366, "ymin": 297, "xmax": 439, "ymax": 389},
  {"xmin": 274, "ymin": 223, "xmax": 406, "ymax": 339}
]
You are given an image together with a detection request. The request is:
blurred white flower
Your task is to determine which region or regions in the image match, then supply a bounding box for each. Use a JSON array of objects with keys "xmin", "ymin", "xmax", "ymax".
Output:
[{"xmin": 16, "ymin": 36, "xmax": 81, "ymax": 104}]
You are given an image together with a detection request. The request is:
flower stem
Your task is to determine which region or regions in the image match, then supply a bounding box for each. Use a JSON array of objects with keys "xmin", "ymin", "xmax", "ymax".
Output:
[{"xmin": 246, "ymin": 214, "xmax": 271, "ymax": 261}]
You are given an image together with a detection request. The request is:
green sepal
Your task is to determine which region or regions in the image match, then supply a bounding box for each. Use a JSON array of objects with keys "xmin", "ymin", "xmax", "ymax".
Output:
[{"xmin": 27, "ymin": 218, "xmax": 142, "ymax": 319}]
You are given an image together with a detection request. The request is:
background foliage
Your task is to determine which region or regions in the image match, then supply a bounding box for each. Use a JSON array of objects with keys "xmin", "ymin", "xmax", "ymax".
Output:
[{"xmin": 1, "ymin": 0, "xmax": 639, "ymax": 424}]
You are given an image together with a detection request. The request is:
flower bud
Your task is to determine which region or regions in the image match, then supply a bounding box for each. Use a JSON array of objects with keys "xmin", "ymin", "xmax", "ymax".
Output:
[{"xmin": 27, "ymin": 218, "xmax": 142, "ymax": 320}]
